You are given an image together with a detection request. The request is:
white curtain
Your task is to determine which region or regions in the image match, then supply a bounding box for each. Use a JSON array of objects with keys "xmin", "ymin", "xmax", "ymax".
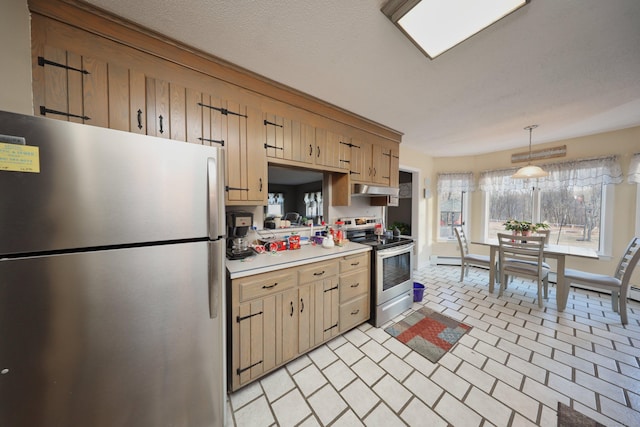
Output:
[
  {"xmin": 437, "ymin": 172, "xmax": 475, "ymax": 194},
  {"xmin": 479, "ymin": 156, "xmax": 623, "ymax": 192},
  {"xmin": 628, "ymin": 153, "xmax": 640, "ymax": 183}
]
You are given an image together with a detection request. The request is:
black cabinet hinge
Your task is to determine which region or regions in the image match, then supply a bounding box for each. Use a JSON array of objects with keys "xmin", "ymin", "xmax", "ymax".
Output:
[
  {"xmin": 264, "ymin": 119, "xmax": 283, "ymax": 128},
  {"xmin": 199, "ymin": 137, "xmax": 225, "ymax": 146},
  {"xmin": 40, "ymin": 106, "xmax": 90, "ymax": 121},
  {"xmin": 38, "ymin": 56, "xmax": 89, "ymax": 74},
  {"xmin": 236, "ymin": 311, "xmax": 263, "ymax": 323},
  {"xmin": 237, "ymin": 360, "xmax": 263, "ymax": 375},
  {"xmin": 198, "ymin": 102, "xmax": 247, "ymax": 118}
]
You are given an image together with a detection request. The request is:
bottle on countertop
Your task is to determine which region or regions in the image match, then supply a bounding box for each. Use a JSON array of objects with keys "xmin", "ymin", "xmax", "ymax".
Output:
[{"xmin": 334, "ymin": 220, "xmax": 345, "ymax": 246}]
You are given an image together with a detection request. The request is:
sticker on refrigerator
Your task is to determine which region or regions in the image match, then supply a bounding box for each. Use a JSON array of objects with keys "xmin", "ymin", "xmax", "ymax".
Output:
[{"xmin": 0, "ymin": 141, "xmax": 40, "ymax": 173}]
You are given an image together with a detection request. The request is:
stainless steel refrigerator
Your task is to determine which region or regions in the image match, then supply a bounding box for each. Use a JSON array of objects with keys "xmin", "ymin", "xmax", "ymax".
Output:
[{"xmin": 0, "ymin": 111, "xmax": 226, "ymax": 427}]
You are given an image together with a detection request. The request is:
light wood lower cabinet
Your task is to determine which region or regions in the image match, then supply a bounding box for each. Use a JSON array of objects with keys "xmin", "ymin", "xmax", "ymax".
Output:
[
  {"xmin": 229, "ymin": 253, "xmax": 369, "ymax": 391},
  {"xmin": 298, "ymin": 261, "xmax": 340, "ymax": 354},
  {"xmin": 339, "ymin": 252, "xmax": 371, "ymax": 332}
]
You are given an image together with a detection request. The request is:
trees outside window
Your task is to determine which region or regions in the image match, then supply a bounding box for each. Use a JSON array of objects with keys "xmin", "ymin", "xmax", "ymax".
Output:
[
  {"xmin": 481, "ymin": 156, "xmax": 621, "ymax": 254},
  {"xmin": 437, "ymin": 172, "xmax": 474, "ymax": 240}
]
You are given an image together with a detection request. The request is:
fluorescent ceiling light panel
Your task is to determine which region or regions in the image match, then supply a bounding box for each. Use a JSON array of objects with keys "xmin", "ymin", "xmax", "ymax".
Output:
[{"xmin": 397, "ymin": 0, "xmax": 527, "ymax": 58}]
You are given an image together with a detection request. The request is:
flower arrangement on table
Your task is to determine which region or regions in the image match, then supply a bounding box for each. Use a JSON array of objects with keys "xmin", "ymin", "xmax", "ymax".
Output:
[{"xmin": 503, "ymin": 220, "xmax": 550, "ymax": 236}]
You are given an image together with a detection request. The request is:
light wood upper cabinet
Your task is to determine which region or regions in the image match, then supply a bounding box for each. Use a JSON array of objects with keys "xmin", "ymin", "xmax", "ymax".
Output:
[
  {"xmin": 30, "ymin": 5, "xmax": 401, "ymax": 210},
  {"xmin": 374, "ymin": 142, "xmax": 392, "ymax": 186},
  {"xmin": 36, "ymin": 45, "xmax": 135, "ymax": 131},
  {"xmin": 264, "ymin": 113, "xmax": 316, "ymax": 165},
  {"xmin": 350, "ymin": 137, "xmax": 398, "ymax": 186},
  {"xmin": 216, "ymin": 101, "xmax": 266, "ymax": 205},
  {"xmin": 317, "ymin": 129, "xmax": 351, "ymax": 170}
]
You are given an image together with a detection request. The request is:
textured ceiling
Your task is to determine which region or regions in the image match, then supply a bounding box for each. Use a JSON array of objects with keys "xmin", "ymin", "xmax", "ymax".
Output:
[{"xmin": 83, "ymin": 0, "xmax": 640, "ymax": 157}]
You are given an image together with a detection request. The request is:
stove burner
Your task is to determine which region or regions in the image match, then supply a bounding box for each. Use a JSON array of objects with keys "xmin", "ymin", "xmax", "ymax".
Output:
[{"xmin": 352, "ymin": 235, "xmax": 413, "ymax": 250}]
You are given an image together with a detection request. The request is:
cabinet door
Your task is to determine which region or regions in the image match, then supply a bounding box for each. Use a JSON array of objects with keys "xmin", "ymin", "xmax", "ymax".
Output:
[
  {"xmin": 280, "ymin": 288, "xmax": 299, "ymax": 364},
  {"xmin": 299, "ymin": 276, "xmax": 341, "ymax": 353},
  {"xmin": 389, "ymin": 145, "xmax": 400, "ymax": 188},
  {"xmin": 323, "ymin": 130, "xmax": 342, "ymax": 169},
  {"xmin": 245, "ymin": 104, "xmax": 267, "ymax": 204},
  {"xmin": 235, "ymin": 299, "xmax": 266, "ymax": 387},
  {"xmin": 300, "ymin": 122, "xmax": 316, "ymax": 164},
  {"xmin": 225, "ymin": 102, "xmax": 266, "ymax": 204},
  {"xmin": 289, "ymin": 119, "xmax": 316, "ymax": 164},
  {"xmin": 372, "ymin": 142, "xmax": 391, "ymax": 186},
  {"xmin": 264, "ymin": 113, "xmax": 285, "ymax": 159},
  {"xmin": 311, "ymin": 277, "xmax": 339, "ymax": 345},
  {"xmin": 298, "ymin": 283, "xmax": 313, "ymax": 353},
  {"xmin": 337, "ymin": 134, "xmax": 352, "ymax": 171},
  {"xmin": 145, "ymin": 77, "xmax": 170, "ymax": 138},
  {"xmin": 233, "ymin": 287, "xmax": 298, "ymax": 389},
  {"xmin": 37, "ymin": 46, "xmax": 111, "ymax": 128},
  {"xmin": 349, "ymin": 137, "xmax": 366, "ymax": 183}
]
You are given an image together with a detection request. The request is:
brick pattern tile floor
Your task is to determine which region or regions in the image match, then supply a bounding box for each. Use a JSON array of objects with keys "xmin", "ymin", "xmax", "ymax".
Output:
[{"xmin": 227, "ymin": 265, "xmax": 640, "ymax": 427}]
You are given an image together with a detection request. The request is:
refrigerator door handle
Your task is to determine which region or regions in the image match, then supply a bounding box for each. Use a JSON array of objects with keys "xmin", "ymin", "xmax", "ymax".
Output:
[
  {"xmin": 208, "ymin": 151, "xmax": 226, "ymax": 240},
  {"xmin": 209, "ymin": 239, "xmax": 225, "ymax": 319}
]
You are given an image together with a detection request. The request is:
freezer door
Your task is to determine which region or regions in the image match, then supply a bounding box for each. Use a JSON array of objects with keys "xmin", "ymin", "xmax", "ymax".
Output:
[
  {"xmin": 0, "ymin": 242, "xmax": 224, "ymax": 427},
  {"xmin": 0, "ymin": 111, "xmax": 225, "ymax": 255}
]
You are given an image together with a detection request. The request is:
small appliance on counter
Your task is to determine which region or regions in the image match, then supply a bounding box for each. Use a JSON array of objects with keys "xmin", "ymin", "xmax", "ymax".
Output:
[{"xmin": 227, "ymin": 212, "xmax": 254, "ymax": 260}]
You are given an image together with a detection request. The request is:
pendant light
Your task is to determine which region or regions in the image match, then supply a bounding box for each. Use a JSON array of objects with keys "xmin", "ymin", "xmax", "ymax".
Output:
[{"xmin": 512, "ymin": 125, "xmax": 549, "ymax": 179}]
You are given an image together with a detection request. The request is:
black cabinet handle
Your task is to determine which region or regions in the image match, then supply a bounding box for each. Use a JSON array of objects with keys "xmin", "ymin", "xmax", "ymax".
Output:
[
  {"xmin": 290, "ymin": 301, "xmax": 294, "ymax": 317},
  {"xmin": 350, "ymin": 283, "xmax": 360, "ymax": 288},
  {"xmin": 259, "ymin": 178, "xmax": 263, "ymax": 192},
  {"xmin": 262, "ymin": 282, "xmax": 278, "ymax": 289},
  {"xmin": 350, "ymin": 262, "xmax": 360, "ymax": 266},
  {"xmin": 300, "ymin": 298, "xmax": 304, "ymax": 313},
  {"xmin": 351, "ymin": 309, "xmax": 360, "ymax": 315},
  {"xmin": 159, "ymin": 115, "xmax": 164, "ymax": 134},
  {"xmin": 137, "ymin": 109, "xmax": 143, "ymax": 130},
  {"xmin": 317, "ymin": 146, "xmax": 321, "ymax": 158},
  {"xmin": 309, "ymin": 144, "xmax": 313, "ymax": 156},
  {"xmin": 313, "ymin": 270, "xmax": 325, "ymax": 276}
]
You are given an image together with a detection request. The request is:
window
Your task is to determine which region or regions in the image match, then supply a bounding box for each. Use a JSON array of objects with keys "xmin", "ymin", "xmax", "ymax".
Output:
[
  {"xmin": 437, "ymin": 172, "xmax": 474, "ymax": 239},
  {"xmin": 266, "ymin": 193, "xmax": 284, "ymax": 217},
  {"xmin": 480, "ymin": 156, "xmax": 623, "ymax": 253}
]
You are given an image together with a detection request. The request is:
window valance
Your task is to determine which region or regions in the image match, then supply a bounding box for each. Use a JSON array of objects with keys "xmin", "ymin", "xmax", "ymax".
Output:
[
  {"xmin": 437, "ymin": 172, "xmax": 475, "ymax": 194},
  {"xmin": 479, "ymin": 156, "xmax": 623, "ymax": 192},
  {"xmin": 628, "ymin": 153, "xmax": 640, "ymax": 184}
]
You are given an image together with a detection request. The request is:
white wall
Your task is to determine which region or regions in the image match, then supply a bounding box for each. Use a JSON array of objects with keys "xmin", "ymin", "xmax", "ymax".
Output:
[{"xmin": 1, "ymin": 0, "xmax": 32, "ymax": 114}]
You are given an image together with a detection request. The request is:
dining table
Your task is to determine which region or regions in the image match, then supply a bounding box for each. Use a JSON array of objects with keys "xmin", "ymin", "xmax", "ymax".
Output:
[{"xmin": 472, "ymin": 239, "xmax": 599, "ymax": 311}]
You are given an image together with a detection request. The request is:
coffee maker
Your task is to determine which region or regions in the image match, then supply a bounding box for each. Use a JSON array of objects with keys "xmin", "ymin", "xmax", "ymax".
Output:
[{"xmin": 226, "ymin": 212, "xmax": 254, "ymax": 260}]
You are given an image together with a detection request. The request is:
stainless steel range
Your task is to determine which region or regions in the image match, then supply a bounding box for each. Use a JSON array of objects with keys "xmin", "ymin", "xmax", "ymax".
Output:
[{"xmin": 340, "ymin": 217, "xmax": 414, "ymax": 327}]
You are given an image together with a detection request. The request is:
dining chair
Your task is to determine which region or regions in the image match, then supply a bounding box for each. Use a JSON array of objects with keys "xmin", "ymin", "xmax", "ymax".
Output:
[
  {"xmin": 497, "ymin": 233, "xmax": 550, "ymax": 308},
  {"xmin": 564, "ymin": 237, "xmax": 640, "ymax": 324},
  {"xmin": 454, "ymin": 226, "xmax": 492, "ymax": 282},
  {"xmin": 536, "ymin": 229, "xmax": 551, "ymax": 245}
]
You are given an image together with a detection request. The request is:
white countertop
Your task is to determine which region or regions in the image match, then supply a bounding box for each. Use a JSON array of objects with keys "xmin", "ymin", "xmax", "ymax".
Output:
[{"xmin": 226, "ymin": 242, "xmax": 371, "ymax": 279}]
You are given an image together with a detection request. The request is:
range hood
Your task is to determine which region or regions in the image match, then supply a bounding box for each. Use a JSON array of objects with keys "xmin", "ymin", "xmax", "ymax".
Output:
[{"xmin": 351, "ymin": 184, "xmax": 399, "ymax": 197}]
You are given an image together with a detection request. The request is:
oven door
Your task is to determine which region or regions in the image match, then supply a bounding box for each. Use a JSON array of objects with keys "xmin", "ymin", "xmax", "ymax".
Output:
[{"xmin": 375, "ymin": 243, "xmax": 414, "ymax": 304}]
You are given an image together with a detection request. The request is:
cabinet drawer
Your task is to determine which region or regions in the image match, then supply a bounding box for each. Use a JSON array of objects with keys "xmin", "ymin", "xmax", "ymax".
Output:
[
  {"xmin": 339, "ymin": 252, "xmax": 369, "ymax": 274},
  {"xmin": 340, "ymin": 295, "xmax": 369, "ymax": 332},
  {"xmin": 339, "ymin": 269, "xmax": 369, "ymax": 302},
  {"xmin": 298, "ymin": 261, "xmax": 338, "ymax": 284},
  {"xmin": 236, "ymin": 270, "xmax": 296, "ymax": 303}
]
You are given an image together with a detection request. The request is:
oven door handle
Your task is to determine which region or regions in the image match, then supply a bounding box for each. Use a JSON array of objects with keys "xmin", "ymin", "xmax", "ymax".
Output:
[{"xmin": 376, "ymin": 243, "xmax": 414, "ymax": 258}]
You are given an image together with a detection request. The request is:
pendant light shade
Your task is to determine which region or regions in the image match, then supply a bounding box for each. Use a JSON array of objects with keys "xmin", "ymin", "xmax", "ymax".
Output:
[{"xmin": 512, "ymin": 125, "xmax": 548, "ymax": 179}]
